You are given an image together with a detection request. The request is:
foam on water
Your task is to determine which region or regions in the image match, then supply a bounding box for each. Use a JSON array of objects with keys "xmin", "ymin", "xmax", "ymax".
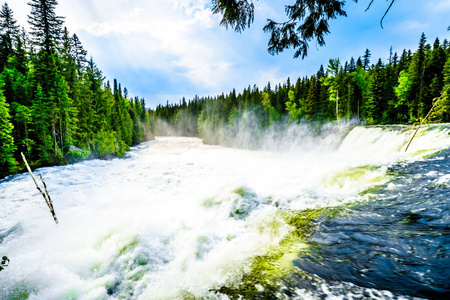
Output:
[{"xmin": 1, "ymin": 124, "xmax": 449, "ymax": 299}]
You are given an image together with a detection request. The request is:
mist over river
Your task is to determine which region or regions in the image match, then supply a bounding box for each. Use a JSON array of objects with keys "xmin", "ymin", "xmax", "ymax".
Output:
[{"xmin": 1, "ymin": 124, "xmax": 450, "ymax": 299}]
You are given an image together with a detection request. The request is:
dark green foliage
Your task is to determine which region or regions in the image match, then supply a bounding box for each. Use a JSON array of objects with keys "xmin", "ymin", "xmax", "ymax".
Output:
[
  {"xmin": 0, "ymin": 3, "xmax": 19, "ymax": 39},
  {"xmin": 212, "ymin": 0, "xmax": 396, "ymax": 59},
  {"xmin": 363, "ymin": 49, "xmax": 371, "ymax": 70},
  {"xmin": 0, "ymin": 3, "xmax": 19, "ymax": 68},
  {"xmin": 407, "ymin": 33, "xmax": 427, "ymax": 122},
  {"xmin": 212, "ymin": 0, "xmax": 254, "ymax": 33},
  {"xmin": 264, "ymin": 0, "xmax": 350, "ymax": 59},
  {"xmin": 27, "ymin": 0, "xmax": 64, "ymax": 52},
  {"xmin": 431, "ymin": 56, "xmax": 450, "ymax": 122},
  {"xmin": 0, "ymin": 82, "xmax": 16, "ymax": 177}
]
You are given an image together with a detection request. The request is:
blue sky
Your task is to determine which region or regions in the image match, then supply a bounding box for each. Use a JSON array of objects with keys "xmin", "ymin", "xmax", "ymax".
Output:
[{"xmin": 8, "ymin": 0, "xmax": 450, "ymax": 108}]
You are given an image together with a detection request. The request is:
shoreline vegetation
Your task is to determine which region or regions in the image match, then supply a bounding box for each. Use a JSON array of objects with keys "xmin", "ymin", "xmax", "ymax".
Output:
[{"xmin": 2, "ymin": 1, "xmax": 450, "ymax": 179}]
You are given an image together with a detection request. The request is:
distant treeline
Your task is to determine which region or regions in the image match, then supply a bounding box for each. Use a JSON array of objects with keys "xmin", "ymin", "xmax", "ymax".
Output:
[
  {"xmin": 2, "ymin": 1, "xmax": 450, "ymax": 179},
  {"xmin": 0, "ymin": 1, "xmax": 153, "ymax": 178},
  {"xmin": 153, "ymin": 33, "xmax": 450, "ymax": 144}
]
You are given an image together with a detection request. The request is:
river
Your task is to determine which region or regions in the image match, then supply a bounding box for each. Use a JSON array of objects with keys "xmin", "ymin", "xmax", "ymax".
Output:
[{"xmin": 1, "ymin": 124, "xmax": 449, "ymax": 299}]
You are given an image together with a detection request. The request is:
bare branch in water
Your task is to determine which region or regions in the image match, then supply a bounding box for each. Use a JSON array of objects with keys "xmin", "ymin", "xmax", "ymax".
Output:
[
  {"xmin": 21, "ymin": 152, "xmax": 59, "ymax": 224},
  {"xmin": 405, "ymin": 86, "xmax": 449, "ymax": 152}
]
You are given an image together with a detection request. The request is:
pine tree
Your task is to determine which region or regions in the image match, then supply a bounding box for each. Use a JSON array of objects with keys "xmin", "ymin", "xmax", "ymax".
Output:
[
  {"xmin": 60, "ymin": 27, "xmax": 76, "ymax": 93},
  {"xmin": 31, "ymin": 84, "xmax": 52, "ymax": 163},
  {"xmin": 348, "ymin": 57, "xmax": 356, "ymax": 72},
  {"xmin": 0, "ymin": 80, "xmax": 16, "ymax": 176},
  {"xmin": 382, "ymin": 63, "xmax": 397, "ymax": 123},
  {"xmin": 392, "ymin": 51, "xmax": 399, "ymax": 66},
  {"xmin": 431, "ymin": 56, "xmax": 450, "ymax": 122},
  {"xmin": 362, "ymin": 73, "xmax": 377, "ymax": 124},
  {"xmin": 398, "ymin": 49, "xmax": 409, "ymax": 72},
  {"xmin": 0, "ymin": 3, "xmax": 19, "ymax": 43},
  {"xmin": 426, "ymin": 38, "xmax": 446, "ymax": 101},
  {"xmin": 324, "ymin": 58, "xmax": 341, "ymax": 121},
  {"xmin": 72, "ymin": 33, "xmax": 87, "ymax": 76},
  {"xmin": 349, "ymin": 66, "xmax": 368, "ymax": 119},
  {"xmin": 0, "ymin": 3, "xmax": 20, "ymax": 70},
  {"xmin": 12, "ymin": 33, "xmax": 28, "ymax": 74},
  {"xmin": 10, "ymin": 101, "xmax": 34, "ymax": 155},
  {"xmin": 28, "ymin": 0, "xmax": 64, "ymax": 52},
  {"xmin": 407, "ymin": 33, "xmax": 427, "ymax": 122},
  {"xmin": 356, "ymin": 57, "xmax": 363, "ymax": 68},
  {"xmin": 305, "ymin": 76, "xmax": 319, "ymax": 121},
  {"xmin": 53, "ymin": 74, "xmax": 78, "ymax": 156},
  {"xmin": 363, "ymin": 49, "xmax": 371, "ymax": 70}
]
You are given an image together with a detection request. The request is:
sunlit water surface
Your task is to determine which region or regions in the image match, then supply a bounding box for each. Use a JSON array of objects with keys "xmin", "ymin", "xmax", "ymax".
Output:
[{"xmin": 1, "ymin": 125, "xmax": 450, "ymax": 299}]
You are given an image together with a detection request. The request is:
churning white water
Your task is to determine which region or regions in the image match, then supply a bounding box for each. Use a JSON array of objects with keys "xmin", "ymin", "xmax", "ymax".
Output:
[{"xmin": 1, "ymin": 124, "xmax": 450, "ymax": 299}]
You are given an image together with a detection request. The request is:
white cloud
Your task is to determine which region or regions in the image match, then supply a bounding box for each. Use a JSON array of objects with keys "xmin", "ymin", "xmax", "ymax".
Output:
[
  {"xmin": 53, "ymin": 0, "xmax": 231, "ymax": 89},
  {"xmin": 71, "ymin": 0, "xmax": 214, "ymax": 36},
  {"xmin": 4, "ymin": 0, "xmax": 303, "ymax": 101},
  {"xmin": 428, "ymin": 0, "xmax": 450, "ymax": 12},
  {"xmin": 394, "ymin": 20, "xmax": 429, "ymax": 33},
  {"xmin": 256, "ymin": 68, "xmax": 292, "ymax": 90}
]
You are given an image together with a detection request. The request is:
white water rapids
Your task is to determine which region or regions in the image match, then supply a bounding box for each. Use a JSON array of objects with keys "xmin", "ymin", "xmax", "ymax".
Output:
[{"xmin": 1, "ymin": 124, "xmax": 450, "ymax": 299}]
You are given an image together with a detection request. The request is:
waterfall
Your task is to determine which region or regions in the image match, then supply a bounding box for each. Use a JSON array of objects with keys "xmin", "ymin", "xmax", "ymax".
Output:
[{"xmin": 1, "ymin": 124, "xmax": 449, "ymax": 299}]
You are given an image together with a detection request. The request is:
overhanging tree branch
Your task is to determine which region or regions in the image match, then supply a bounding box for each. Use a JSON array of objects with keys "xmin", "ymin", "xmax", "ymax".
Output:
[
  {"xmin": 212, "ymin": 0, "xmax": 397, "ymax": 58},
  {"xmin": 380, "ymin": 0, "xmax": 395, "ymax": 28},
  {"xmin": 212, "ymin": 0, "xmax": 255, "ymax": 32}
]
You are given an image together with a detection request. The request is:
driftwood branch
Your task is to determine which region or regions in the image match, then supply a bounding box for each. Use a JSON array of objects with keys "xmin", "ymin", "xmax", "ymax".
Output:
[
  {"xmin": 21, "ymin": 152, "xmax": 58, "ymax": 224},
  {"xmin": 405, "ymin": 87, "xmax": 449, "ymax": 152}
]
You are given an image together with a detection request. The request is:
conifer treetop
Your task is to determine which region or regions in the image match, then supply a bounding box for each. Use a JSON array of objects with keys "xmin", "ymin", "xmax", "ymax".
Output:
[{"xmin": 27, "ymin": 0, "xmax": 65, "ymax": 52}]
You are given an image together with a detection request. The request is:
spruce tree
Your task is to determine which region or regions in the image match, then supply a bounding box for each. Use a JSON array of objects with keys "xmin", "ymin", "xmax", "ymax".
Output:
[
  {"xmin": 324, "ymin": 58, "xmax": 341, "ymax": 120},
  {"xmin": 31, "ymin": 84, "xmax": 52, "ymax": 163},
  {"xmin": 348, "ymin": 57, "xmax": 356, "ymax": 72},
  {"xmin": 0, "ymin": 3, "xmax": 20, "ymax": 42},
  {"xmin": 392, "ymin": 52, "xmax": 398, "ymax": 69},
  {"xmin": 363, "ymin": 49, "xmax": 371, "ymax": 70},
  {"xmin": 60, "ymin": 27, "xmax": 76, "ymax": 92},
  {"xmin": 0, "ymin": 80, "xmax": 16, "ymax": 176},
  {"xmin": 0, "ymin": 3, "xmax": 20, "ymax": 70},
  {"xmin": 398, "ymin": 49, "xmax": 410, "ymax": 72},
  {"xmin": 349, "ymin": 66, "xmax": 368, "ymax": 120},
  {"xmin": 72, "ymin": 33, "xmax": 87, "ymax": 75},
  {"xmin": 28, "ymin": 0, "xmax": 64, "ymax": 52},
  {"xmin": 431, "ymin": 56, "xmax": 450, "ymax": 122},
  {"xmin": 10, "ymin": 101, "xmax": 34, "ymax": 155},
  {"xmin": 305, "ymin": 76, "xmax": 319, "ymax": 121},
  {"xmin": 426, "ymin": 38, "xmax": 446, "ymax": 100},
  {"xmin": 53, "ymin": 74, "xmax": 78, "ymax": 155},
  {"xmin": 407, "ymin": 33, "xmax": 427, "ymax": 121},
  {"xmin": 382, "ymin": 63, "xmax": 397, "ymax": 123}
]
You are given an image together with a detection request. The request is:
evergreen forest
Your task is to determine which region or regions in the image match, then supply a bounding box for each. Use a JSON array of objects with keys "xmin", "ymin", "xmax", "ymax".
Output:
[
  {"xmin": 0, "ymin": 1, "xmax": 152, "ymax": 178},
  {"xmin": 153, "ymin": 33, "xmax": 450, "ymax": 144},
  {"xmin": 2, "ymin": 0, "xmax": 450, "ymax": 179}
]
